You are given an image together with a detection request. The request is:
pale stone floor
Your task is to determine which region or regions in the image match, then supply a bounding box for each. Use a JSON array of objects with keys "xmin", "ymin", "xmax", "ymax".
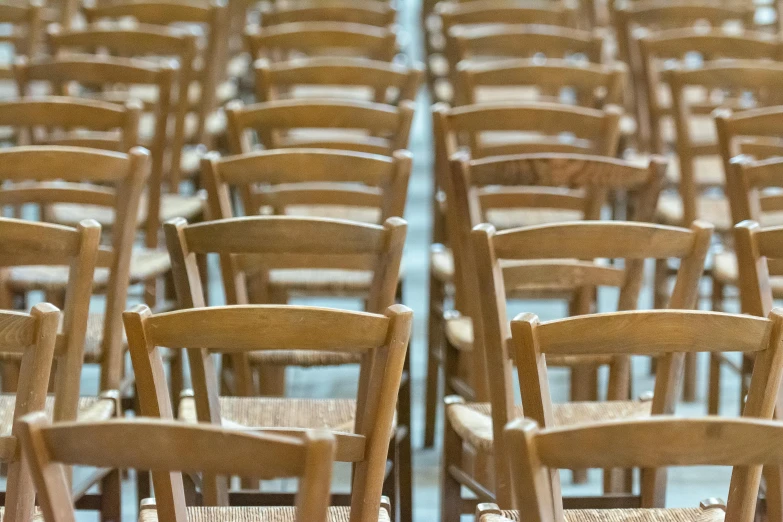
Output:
[{"xmin": 65, "ymin": 0, "xmax": 753, "ymax": 519}]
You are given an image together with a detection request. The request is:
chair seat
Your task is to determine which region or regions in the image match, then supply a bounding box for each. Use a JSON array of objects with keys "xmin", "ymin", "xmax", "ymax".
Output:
[
  {"xmin": 656, "ymin": 192, "xmax": 783, "ymax": 231},
  {"xmin": 269, "ymin": 269, "xmax": 374, "ymax": 297},
  {"xmin": 485, "ymin": 208, "xmax": 583, "ymax": 230},
  {"xmin": 481, "ymin": 507, "xmax": 723, "ymax": 522},
  {"xmin": 249, "ymin": 350, "xmax": 362, "ymax": 367},
  {"xmin": 430, "ymin": 245, "xmax": 454, "ymax": 283},
  {"xmin": 0, "ymin": 394, "xmax": 115, "ymax": 436},
  {"xmin": 446, "ymin": 400, "xmax": 651, "ymax": 452},
  {"xmin": 713, "ymin": 251, "xmax": 783, "ymax": 297},
  {"xmin": 179, "ymin": 397, "xmax": 358, "ymax": 433},
  {"xmin": 139, "ymin": 505, "xmax": 390, "ymax": 522},
  {"xmin": 48, "ymin": 193, "xmax": 204, "ymax": 228},
  {"xmin": 8, "ymin": 247, "xmax": 171, "ymax": 291},
  {"xmin": 282, "ymin": 205, "xmax": 381, "ymax": 224}
]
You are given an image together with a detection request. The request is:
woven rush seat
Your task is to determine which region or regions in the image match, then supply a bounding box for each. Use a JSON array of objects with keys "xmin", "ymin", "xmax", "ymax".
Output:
[
  {"xmin": 480, "ymin": 508, "xmax": 723, "ymax": 522},
  {"xmin": 249, "ymin": 350, "xmax": 362, "ymax": 367},
  {"xmin": 179, "ymin": 397, "xmax": 360, "ymax": 433},
  {"xmin": 0, "ymin": 395, "xmax": 114, "ymax": 436},
  {"xmin": 656, "ymin": 192, "xmax": 783, "ymax": 231},
  {"xmin": 713, "ymin": 251, "xmax": 783, "ymax": 296},
  {"xmin": 269, "ymin": 268, "xmax": 374, "ymax": 297},
  {"xmin": 485, "ymin": 207, "xmax": 583, "ymax": 230},
  {"xmin": 8, "ymin": 247, "xmax": 171, "ymax": 291},
  {"xmin": 48, "ymin": 192, "xmax": 203, "ymax": 229},
  {"xmin": 139, "ymin": 505, "xmax": 390, "ymax": 522},
  {"xmin": 282, "ymin": 205, "xmax": 381, "ymax": 224},
  {"xmin": 447, "ymin": 400, "xmax": 651, "ymax": 451}
]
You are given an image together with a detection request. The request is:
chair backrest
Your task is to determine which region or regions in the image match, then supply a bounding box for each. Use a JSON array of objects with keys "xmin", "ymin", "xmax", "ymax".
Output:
[
  {"xmin": 202, "ymin": 148, "xmax": 411, "ymax": 225},
  {"xmin": 0, "ymin": 1, "xmax": 42, "ymax": 84},
  {"xmin": 124, "ymin": 303, "xmax": 412, "ymax": 522},
  {"xmin": 447, "ymin": 24, "xmax": 605, "ymax": 75},
  {"xmin": 0, "ymin": 146, "xmax": 148, "ymax": 392},
  {"xmin": 245, "ymin": 21, "xmax": 398, "ymax": 62},
  {"xmin": 19, "ymin": 413, "xmax": 335, "ymax": 522},
  {"xmin": 735, "ymin": 215, "xmax": 783, "ymax": 317},
  {"xmin": 665, "ymin": 61, "xmax": 783, "ymax": 225},
  {"xmin": 438, "ymin": 0, "xmax": 577, "ymax": 35},
  {"xmin": 46, "ymin": 23, "xmax": 193, "ymax": 189},
  {"xmin": 81, "ymin": 0, "xmax": 229, "ymax": 148},
  {"xmin": 225, "ymin": 98, "xmax": 415, "ymax": 155},
  {"xmin": 506, "ymin": 413, "xmax": 783, "ymax": 522},
  {"xmin": 472, "ymin": 219, "xmax": 713, "ymax": 503},
  {"xmin": 16, "ymin": 54, "xmax": 175, "ymax": 246},
  {"xmin": 254, "ymin": 57, "xmax": 423, "ymax": 104},
  {"xmin": 0, "ymin": 218, "xmax": 102, "ymax": 424},
  {"xmin": 455, "ymin": 58, "xmax": 626, "ymax": 107},
  {"xmin": 0, "ymin": 94, "xmax": 141, "ymax": 151},
  {"xmin": 260, "ymin": 0, "xmax": 396, "ymax": 27},
  {"xmin": 637, "ymin": 28, "xmax": 783, "ymax": 154},
  {"xmin": 446, "ymin": 152, "xmax": 667, "ymax": 322},
  {"xmin": 0, "ymin": 303, "xmax": 60, "ymax": 522},
  {"xmin": 715, "ymin": 106, "xmax": 783, "ymax": 224}
]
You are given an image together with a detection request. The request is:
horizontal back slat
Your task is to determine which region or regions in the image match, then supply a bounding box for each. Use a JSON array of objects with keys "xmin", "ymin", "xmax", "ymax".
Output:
[
  {"xmin": 489, "ymin": 221, "xmax": 696, "ymax": 260},
  {"xmin": 50, "ymin": 26, "xmax": 192, "ymax": 57},
  {"xmin": 249, "ymin": 21, "xmax": 393, "ymax": 50},
  {"xmin": 0, "ymin": 218, "xmax": 82, "ymax": 267},
  {"xmin": 0, "ymin": 310, "xmax": 37, "ymax": 352},
  {"xmin": 502, "ymin": 260, "xmax": 626, "ymax": 290},
  {"xmin": 449, "ymin": 103, "xmax": 613, "ymax": 137},
  {"xmin": 0, "ymin": 97, "xmax": 129, "ymax": 129},
  {"xmin": 462, "ymin": 59, "xmax": 622, "ymax": 88},
  {"xmin": 0, "ymin": 183, "xmax": 116, "ymax": 208},
  {"xmin": 755, "ymin": 226, "xmax": 783, "ymax": 259},
  {"xmin": 262, "ymin": 57, "xmax": 410, "ymax": 86},
  {"xmin": 181, "ymin": 216, "xmax": 385, "ymax": 255},
  {"xmin": 0, "ymin": 146, "xmax": 130, "ymax": 183},
  {"xmin": 140, "ymin": 305, "xmax": 390, "ymax": 352},
  {"xmin": 532, "ymin": 309, "xmax": 771, "ymax": 355},
  {"xmin": 23, "ymin": 56, "xmax": 168, "ymax": 85},
  {"xmin": 41, "ymin": 418, "xmax": 310, "ymax": 479},
  {"xmin": 85, "ymin": 2, "xmax": 213, "ymax": 24},
  {"xmin": 640, "ymin": 29, "xmax": 780, "ymax": 58},
  {"xmin": 535, "ymin": 417, "xmax": 783, "ymax": 469}
]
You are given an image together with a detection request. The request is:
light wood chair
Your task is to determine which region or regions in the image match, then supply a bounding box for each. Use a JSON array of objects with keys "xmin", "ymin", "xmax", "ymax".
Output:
[
  {"xmin": 81, "ymin": 0, "xmax": 231, "ymax": 166},
  {"xmin": 245, "ymin": 22, "xmax": 399, "ymax": 63},
  {"xmin": 255, "ymin": 57, "xmax": 423, "ymax": 105},
  {"xmin": 0, "ymin": 216, "xmax": 121, "ymax": 522},
  {"xmin": 485, "ymin": 414, "xmax": 783, "ymax": 522},
  {"xmin": 615, "ymin": 0, "xmax": 757, "ymax": 150},
  {"xmin": 488, "ymin": 306, "xmax": 783, "ymax": 521},
  {"xmin": 0, "ymin": 145, "xmax": 148, "ymax": 402},
  {"xmin": 15, "ymin": 54, "xmax": 201, "ymax": 307},
  {"xmin": 19, "ymin": 414, "xmax": 336, "ymax": 522},
  {"xmin": 0, "ymin": 1, "xmax": 42, "ymax": 100},
  {"xmin": 0, "ymin": 303, "xmax": 60, "ymax": 522},
  {"xmin": 444, "ymin": 220, "xmax": 713, "ymax": 515},
  {"xmin": 430, "ymin": 152, "xmax": 667, "ymax": 452},
  {"xmin": 424, "ymin": 102, "xmax": 623, "ymax": 446},
  {"xmin": 637, "ymin": 28, "xmax": 783, "ymax": 159},
  {"xmin": 225, "ymin": 98, "xmax": 415, "ymax": 156},
  {"xmin": 260, "ymin": 0, "xmax": 397, "ymax": 27},
  {"xmin": 124, "ymin": 300, "xmax": 412, "ymax": 522},
  {"xmin": 157, "ymin": 215, "xmax": 409, "ymax": 519},
  {"xmin": 705, "ymin": 108, "xmax": 783, "ymax": 414}
]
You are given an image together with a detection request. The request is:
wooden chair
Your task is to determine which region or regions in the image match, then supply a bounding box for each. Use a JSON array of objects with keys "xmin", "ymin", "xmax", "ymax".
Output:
[
  {"xmin": 225, "ymin": 98, "xmax": 415, "ymax": 156},
  {"xmin": 430, "ymin": 152, "xmax": 666, "ymax": 452},
  {"xmin": 124, "ymin": 300, "xmax": 412, "ymax": 522},
  {"xmin": 157, "ymin": 214, "xmax": 409, "ymax": 519},
  {"xmin": 0, "ymin": 145, "xmax": 148, "ymax": 402},
  {"xmin": 0, "ymin": 303, "xmax": 60, "ymax": 522},
  {"xmin": 0, "ymin": 215, "xmax": 123, "ymax": 522},
  {"xmin": 484, "ymin": 414, "xmax": 783, "ymax": 522},
  {"xmin": 489, "ymin": 306, "xmax": 783, "ymax": 521},
  {"xmin": 15, "ymin": 54, "xmax": 201, "ymax": 307},
  {"xmin": 424, "ymin": 102, "xmax": 623, "ymax": 446},
  {"xmin": 254, "ymin": 57, "xmax": 423, "ymax": 105},
  {"xmin": 443, "ymin": 220, "xmax": 713, "ymax": 515},
  {"xmin": 637, "ymin": 28, "xmax": 783, "ymax": 158},
  {"xmin": 0, "ymin": 1, "xmax": 41, "ymax": 100},
  {"xmin": 615, "ymin": 0, "xmax": 757, "ymax": 150},
  {"xmin": 453, "ymin": 58, "xmax": 626, "ymax": 108},
  {"xmin": 260, "ymin": 0, "xmax": 397, "ymax": 27},
  {"xmin": 81, "ymin": 0, "xmax": 231, "ymax": 161},
  {"xmin": 245, "ymin": 22, "xmax": 399, "ymax": 63},
  {"xmin": 19, "ymin": 414, "xmax": 335, "ymax": 522}
]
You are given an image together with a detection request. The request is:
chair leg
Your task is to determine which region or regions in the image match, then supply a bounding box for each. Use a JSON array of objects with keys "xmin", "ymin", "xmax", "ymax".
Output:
[
  {"xmin": 398, "ymin": 357, "xmax": 413, "ymax": 522},
  {"xmin": 425, "ymin": 272, "xmax": 445, "ymax": 448},
  {"xmin": 442, "ymin": 397, "xmax": 464, "ymax": 522},
  {"xmin": 682, "ymin": 351, "xmax": 698, "ymax": 402},
  {"xmin": 653, "ymin": 258, "xmax": 669, "ymax": 309},
  {"xmin": 569, "ymin": 365, "xmax": 595, "ymax": 484},
  {"xmin": 708, "ymin": 353, "xmax": 722, "ymax": 415},
  {"xmin": 100, "ymin": 468, "xmax": 122, "ymax": 522},
  {"xmin": 383, "ymin": 437, "xmax": 399, "ymax": 522}
]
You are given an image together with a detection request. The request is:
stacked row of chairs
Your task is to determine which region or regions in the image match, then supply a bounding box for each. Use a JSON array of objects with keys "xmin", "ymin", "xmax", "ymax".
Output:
[
  {"xmin": 419, "ymin": 0, "xmax": 783, "ymax": 521},
  {"xmin": 0, "ymin": 1, "xmax": 426, "ymax": 522}
]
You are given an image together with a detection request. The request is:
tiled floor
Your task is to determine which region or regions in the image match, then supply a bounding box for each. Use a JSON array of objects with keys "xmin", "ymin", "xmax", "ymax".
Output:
[{"xmin": 73, "ymin": 0, "xmax": 749, "ymax": 520}]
